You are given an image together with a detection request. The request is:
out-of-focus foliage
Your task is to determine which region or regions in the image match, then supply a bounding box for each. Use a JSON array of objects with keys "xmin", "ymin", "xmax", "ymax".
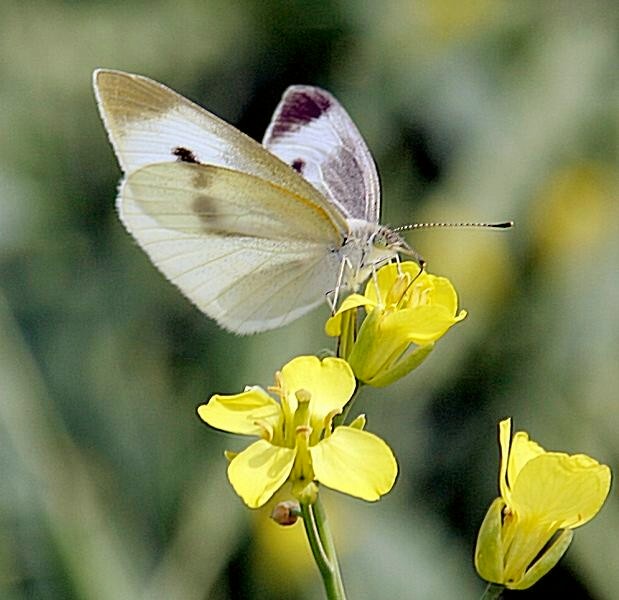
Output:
[{"xmin": 0, "ymin": 1, "xmax": 616, "ymax": 598}]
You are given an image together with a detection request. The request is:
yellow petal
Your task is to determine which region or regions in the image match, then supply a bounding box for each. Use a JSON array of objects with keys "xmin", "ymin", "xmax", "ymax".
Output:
[
  {"xmin": 227, "ymin": 439, "xmax": 296, "ymax": 508},
  {"xmin": 310, "ymin": 427, "xmax": 397, "ymax": 501},
  {"xmin": 325, "ymin": 294, "xmax": 375, "ymax": 336},
  {"xmin": 499, "ymin": 418, "xmax": 512, "ymax": 505},
  {"xmin": 510, "ymin": 453, "xmax": 611, "ymax": 528},
  {"xmin": 198, "ymin": 387, "xmax": 281, "ymax": 436},
  {"xmin": 415, "ymin": 274, "xmax": 460, "ymax": 313},
  {"xmin": 281, "ymin": 356, "xmax": 356, "ymax": 424},
  {"xmin": 381, "ymin": 305, "xmax": 466, "ymax": 345},
  {"xmin": 507, "ymin": 431, "xmax": 545, "ymax": 490},
  {"xmin": 502, "ymin": 515, "xmax": 556, "ymax": 586},
  {"xmin": 365, "ymin": 262, "xmax": 422, "ymax": 305}
]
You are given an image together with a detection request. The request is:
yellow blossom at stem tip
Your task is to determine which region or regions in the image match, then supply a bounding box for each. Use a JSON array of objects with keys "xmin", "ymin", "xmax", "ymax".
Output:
[
  {"xmin": 475, "ymin": 418, "xmax": 611, "ymax": 590},
  {"xmin": 326, "ymin": 262, "xmax": 466, "ymax": 386},
  {"xmin": 197, "ymin": 356, "xmax": 398, "ymax": 508}
]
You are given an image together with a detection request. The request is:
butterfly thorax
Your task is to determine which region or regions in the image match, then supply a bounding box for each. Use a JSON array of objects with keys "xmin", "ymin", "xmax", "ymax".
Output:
[{"xmin": 339, "ymin": 219, "xmax": 409, "ymax": 291}]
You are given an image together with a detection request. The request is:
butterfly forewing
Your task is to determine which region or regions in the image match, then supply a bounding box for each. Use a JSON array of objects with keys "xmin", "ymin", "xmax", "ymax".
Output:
[
  {"xmin": 93, "ymin": 69, "xmax": 348, "ymax": 232},
  {"xmin": 262, "ymin": 85, "xmax": 381, "ymax": 223},
  {"xmin": 121, "ymin": 162, "xmax": 343, "ymax": 333}
]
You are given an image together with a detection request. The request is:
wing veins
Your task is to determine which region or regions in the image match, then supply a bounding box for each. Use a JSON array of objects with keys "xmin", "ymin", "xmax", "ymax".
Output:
[
  {"xmin": 238, "ymin": 256, "xmax": 326, "ymax": 329},
  {"xmin": 213, "ymin": 250, "xmax": 327, "ymax": 328},
  {"xmin": 169, "ymin": 237, "xmax": 320, "ymax": 297},
  {"xmin": 142, "ymin": 243, "xmax": 243, "ymax": 267}
]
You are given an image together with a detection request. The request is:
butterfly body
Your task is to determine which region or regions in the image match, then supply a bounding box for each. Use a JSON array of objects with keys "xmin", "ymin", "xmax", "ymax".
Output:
[{"xmin": 94, "ymin": 70, "xmax": 408, "ymax": 333}]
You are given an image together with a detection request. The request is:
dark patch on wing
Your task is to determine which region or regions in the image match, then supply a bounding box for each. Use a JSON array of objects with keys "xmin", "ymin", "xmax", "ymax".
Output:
[
  {"xmin": 192, "ymin": 194, "xmax": 216, "ymax": 227},
  {"xmin": 172, "ymin": 146, "xmax": 200, "ymax": 164},
  {"xmin": 291, "ymin": 158, "xmax": 305, "ymax": 173},
  {"xmin": 322, "ymin": 147, "xmax": 366, "ymax": 215},
  {"xmin": 191, "ymin": 193, "xmax": 237, "ymax": 234},
  {"xmin": 271, "ymin": 88, "xmax": 332, "ymax": 138}
]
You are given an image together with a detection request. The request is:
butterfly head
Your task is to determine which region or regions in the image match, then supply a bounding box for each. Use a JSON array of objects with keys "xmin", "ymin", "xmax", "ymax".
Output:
[
  {"xmin": 371, "ymin": 226, "xmax": 409, "ymax": 254},
  {"xmin": 370, "ymin": 225, "xmax": 425, "ymax": 268},
  {"xmin": 339, "ymin": 223, "xmax": 422, "ymax": 294}
]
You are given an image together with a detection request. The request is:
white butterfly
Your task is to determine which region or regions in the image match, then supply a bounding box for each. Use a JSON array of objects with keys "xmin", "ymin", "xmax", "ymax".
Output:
[{"xmin": 93, "ymin": 70, "xmax": 415, "ymax": 333}]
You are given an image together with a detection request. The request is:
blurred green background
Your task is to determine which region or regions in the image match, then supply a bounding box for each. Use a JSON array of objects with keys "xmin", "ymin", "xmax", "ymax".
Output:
[{"xmin": 1, "ymin": 1, "xmax": 617, "ymax": 598}]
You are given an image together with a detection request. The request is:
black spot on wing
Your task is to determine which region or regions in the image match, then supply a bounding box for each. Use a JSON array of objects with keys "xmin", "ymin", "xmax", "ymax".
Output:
[
  {"xmin": 172, "ymin": 146, "xmax": 200, "ymax": 164},
  {"xmin": 291, "ymin": 158, "xmax": 305, "ymax": 173},
  {"xmin": 271, "ymin": 88, "xmax": 332, "ymax": 137}
]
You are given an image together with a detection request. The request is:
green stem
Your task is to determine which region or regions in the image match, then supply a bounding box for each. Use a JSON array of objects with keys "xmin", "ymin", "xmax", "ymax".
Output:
[
  {"xmin": 301, "ymin": 498, "xmax": 347, "ymax": 600},
  {"xmin": 480, "ymin": 583, "xmax": 504, "ymax": 600}
]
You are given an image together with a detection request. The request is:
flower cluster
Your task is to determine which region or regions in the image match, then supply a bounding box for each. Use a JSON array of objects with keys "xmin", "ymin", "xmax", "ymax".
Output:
[
  {"xmin": 199, "ymin": 262, "xmax": 466, "ymax": 510},
  {"xmin": 197, "ymin": 259, "xmax": 612, "ymax": 596}
]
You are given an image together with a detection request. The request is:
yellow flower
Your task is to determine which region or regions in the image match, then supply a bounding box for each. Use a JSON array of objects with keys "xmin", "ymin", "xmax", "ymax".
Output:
[
  {"xmin": 197, "ymin": 356, "xmax": 398, "ymax": 508},
  {"xmin": 325, "ymin": 262, "xmax": 466, "ymax": 386},
  {"xmin": 475, "ymin": 418, "xmax": 611, "ymax": 590}
]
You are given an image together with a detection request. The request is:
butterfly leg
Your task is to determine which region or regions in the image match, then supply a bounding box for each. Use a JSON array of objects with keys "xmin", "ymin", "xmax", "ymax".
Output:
[
  {"xmin": 326, "ymin": 255, "xmax": 354, "ymax": 313},
  {"xmin": 368, "ymin": 263, "xmax": 385, "ymax": 306},
  {"xmin": 394, "ymin": 253, "xmax": 403, "ymax": 276}
]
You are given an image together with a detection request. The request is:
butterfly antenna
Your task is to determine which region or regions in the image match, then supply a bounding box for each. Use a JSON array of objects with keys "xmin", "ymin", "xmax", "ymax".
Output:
[
  {"xmin": 392, "ymin": 222, "xmax": 511, "ymax": 269},
  {"xmin": 394, "ymin": 220, "xmax": 513, "ymax": 232}
]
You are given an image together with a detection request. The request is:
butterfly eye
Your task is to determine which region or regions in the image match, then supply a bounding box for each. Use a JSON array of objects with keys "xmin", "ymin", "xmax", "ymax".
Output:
[
  {"xmin": 372, "ymin": 227, "xmax": 404, "ymax": 251},
  {"xmin": 371, "ymin": 229, "xmax": 389, "ymax": 249}
]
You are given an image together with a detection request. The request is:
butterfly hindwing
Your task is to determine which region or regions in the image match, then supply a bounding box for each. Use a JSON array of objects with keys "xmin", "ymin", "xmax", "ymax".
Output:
[
  {"xmin": 262, "ymin": 85, "xmax": 381, "ymax": 223},
  {"xmin": 120, "ymin": 162, "xmax": 343, "ymax": 333}
]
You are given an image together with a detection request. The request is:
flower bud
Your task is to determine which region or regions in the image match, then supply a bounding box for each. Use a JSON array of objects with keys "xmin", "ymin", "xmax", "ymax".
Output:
[{"xmin": 271, "ymin": 500, "xmax": 301, "ymax": 526}]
